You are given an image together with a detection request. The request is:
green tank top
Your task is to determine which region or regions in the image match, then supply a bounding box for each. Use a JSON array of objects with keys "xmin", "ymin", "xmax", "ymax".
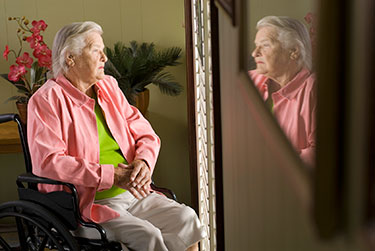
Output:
[{"xmin": 94, "ymin": 98, "xmax": 127, "ymax": 200}]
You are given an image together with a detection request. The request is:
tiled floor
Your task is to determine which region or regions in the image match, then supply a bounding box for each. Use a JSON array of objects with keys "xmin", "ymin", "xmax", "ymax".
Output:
[{"xmin": 0, "ymin": 224, "xmax": 19, "ymax": 249}]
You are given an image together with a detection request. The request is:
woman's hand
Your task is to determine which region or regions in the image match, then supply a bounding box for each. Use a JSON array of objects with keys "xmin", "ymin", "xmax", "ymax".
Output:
[{"xmin": 114, "ymin": 160, "xmax": 151, "ymax": 199}]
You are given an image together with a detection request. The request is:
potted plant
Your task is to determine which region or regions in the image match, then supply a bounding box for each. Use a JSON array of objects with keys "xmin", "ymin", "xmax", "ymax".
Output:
[
  {"xmin": 104, "ymin": 41, "xmax": 183, "ymax": 115},
  {"xmin": 2, "ymin": 16, "xmax": 52, "ymax": 124}
]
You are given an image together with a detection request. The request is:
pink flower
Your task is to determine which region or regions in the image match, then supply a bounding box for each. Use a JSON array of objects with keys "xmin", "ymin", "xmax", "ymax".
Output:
[
  {"xmin": 33, "ymin": 44, "xmax": 51, "ymax": 58},
  {"xmin": 8, "ymin": 64, "xmax": 27, "ymax": 82},
  {"xmin": 37, "ymin": 54, "xmax": 52, "ymax": 69},
  {"xmin": 304, "ymin": 11, "xmax": 318, "ymax": 62},
  {"xmin": 33, "ymin": 44, "xmax": 52, "ymax": 69},
  {"xmin": 16, "ymin": 52, "xmax": 33, "ymax": 68},
  {"xmin": 3, "ymin": 45, "xmax": 9, "ymax": 60},
  {"xmin": 30, "ymin": 20, "xmax": 48, "ymax": 34},
  {"xmin": 26, "ymin": 34, "xmax": 43, "ymax": 49},
  {"xmin": 304, "ymin": 12, "xmax": 314, "ymax": 24}
]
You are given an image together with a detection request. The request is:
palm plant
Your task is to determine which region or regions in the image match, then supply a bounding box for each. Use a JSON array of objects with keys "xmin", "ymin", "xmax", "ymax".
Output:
[{"xmin": 104, "ymin": 41, "xmax": 183, "ymax": 105}]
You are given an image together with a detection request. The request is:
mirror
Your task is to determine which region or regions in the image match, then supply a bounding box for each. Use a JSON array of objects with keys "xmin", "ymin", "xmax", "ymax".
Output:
[{"xmin": 244, "ymin": 0, "xmax": 318, "ymax": 168}]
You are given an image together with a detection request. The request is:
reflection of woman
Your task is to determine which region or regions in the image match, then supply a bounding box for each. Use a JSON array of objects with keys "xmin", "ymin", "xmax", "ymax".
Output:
[
  {"xmin": 249, "ymin": 16, "xmax": 316, "ymax": 166},
  {"xmin": 28, "ymin": 21, "xmax": 205, "ymax": 251}
]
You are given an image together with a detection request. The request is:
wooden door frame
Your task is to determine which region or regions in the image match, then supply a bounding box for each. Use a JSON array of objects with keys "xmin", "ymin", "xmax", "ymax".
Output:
[
  {"xmin": 210, "ymin": 1, "xmax": 225, "ymax": 250},
  {"xmin": 184, "ymin": 0, "xmax": 199, "ymax": 214},
  {"xmin": 184, "ymin": 0, "xmax": 225, "ymax": 250}
]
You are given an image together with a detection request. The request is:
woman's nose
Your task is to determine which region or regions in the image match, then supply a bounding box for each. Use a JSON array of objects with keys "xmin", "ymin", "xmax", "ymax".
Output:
[
  {"xmin": 252, "ymin": 47, "xmax": 260, "ymax": 57},
  {"xmin": 101, "ymin": 51, "xmax": 107, "ymax": 62}
]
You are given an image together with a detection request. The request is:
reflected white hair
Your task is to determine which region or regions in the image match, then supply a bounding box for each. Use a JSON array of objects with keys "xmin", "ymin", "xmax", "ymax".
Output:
[
  {"xmin": 257, "ymin": 16, "xmax": 312, "ymax": 70},
  {"xmin": 52, "ymin": 21, "xmax": 103, "ymax": 78}
]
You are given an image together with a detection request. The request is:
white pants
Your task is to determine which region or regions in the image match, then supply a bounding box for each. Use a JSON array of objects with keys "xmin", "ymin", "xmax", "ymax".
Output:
[{"xmin": 74, "ymin": 191, "xmax": 206, "ymax": 251}]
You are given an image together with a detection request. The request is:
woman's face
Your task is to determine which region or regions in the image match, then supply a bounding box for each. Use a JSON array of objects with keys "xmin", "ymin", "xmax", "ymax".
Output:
[
  {"xmin": 252, "ymin": 26, "xmax": 291, "ymax": 79},
  {"xmin": 70, "ymin": 32, "xmax": 107, "ymax": 84}
]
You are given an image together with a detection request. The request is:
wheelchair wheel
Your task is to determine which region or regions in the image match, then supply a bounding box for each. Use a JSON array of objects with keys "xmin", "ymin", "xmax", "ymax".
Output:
[{"xmin": 0, "ymin": 200, "xmax": 79, "ymax": 251}]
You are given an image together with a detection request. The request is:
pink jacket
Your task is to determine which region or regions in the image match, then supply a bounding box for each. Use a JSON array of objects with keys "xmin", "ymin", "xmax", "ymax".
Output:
[
  {"xmin": 27, "ymin": 75, "xmax": 160, "ymax": 223},
  {"xmin": 249, "ymin": 68, "xmax": 316, "ymax": 166}
]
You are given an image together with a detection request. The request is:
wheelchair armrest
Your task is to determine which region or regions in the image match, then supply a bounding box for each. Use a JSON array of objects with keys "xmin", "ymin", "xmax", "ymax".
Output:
[
  {"xmin": 0, "ymin": 113, "xmax": 17, "ymax": 123},
  {"xmin": 151, "ymin": 181, "xmax": 177, "ymax": 201},
  {"xmin": 17, "ymin": 172, "xmax": 75, "ymax": 188},
  {"xmin": 16, "ymin": 173, "xmax": 110, "ymax": 244}
]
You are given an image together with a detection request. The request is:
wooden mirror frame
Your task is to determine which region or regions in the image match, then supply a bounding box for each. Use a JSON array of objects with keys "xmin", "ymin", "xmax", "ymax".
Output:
[
  {"xmin": 314, "ymin": 0, "xmax": 374, "ymax": 241},
  {"xmin": 215, "ymin": 0, "xmax": 236, "ymax": 25}
]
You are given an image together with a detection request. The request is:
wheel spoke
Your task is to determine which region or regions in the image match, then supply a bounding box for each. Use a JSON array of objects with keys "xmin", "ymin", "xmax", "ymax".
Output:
[
  {"xmin": 15, "ymin": 217, "xmax": 28, "ymax": 250},
  {"xmin": 38, "ymin": 233, "xmax": 48, "ymax": 251},
  {"xmin": 0, "ymin": 201, "xmax": 79, "ymax": 250},
  {"xmin": 0, "ymin": 235, "xmax": 12, "ymax": 250}
]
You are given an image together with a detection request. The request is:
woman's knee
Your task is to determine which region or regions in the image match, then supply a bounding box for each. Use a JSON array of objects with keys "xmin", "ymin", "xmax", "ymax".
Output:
[{"xmin": 176, "ymin": 206, "xmax": 199, "ymax": 225}]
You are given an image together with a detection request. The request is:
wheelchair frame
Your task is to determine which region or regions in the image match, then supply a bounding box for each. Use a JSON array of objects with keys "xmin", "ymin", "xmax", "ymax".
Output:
[{"xmin": 0, "ymin": 113, "xmax": 176, "ymax": 251}]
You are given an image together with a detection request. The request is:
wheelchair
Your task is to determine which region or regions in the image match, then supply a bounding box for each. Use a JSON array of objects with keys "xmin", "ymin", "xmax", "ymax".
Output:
[{"xmin": 0, "ymin": 113, "xmax": 177, "ymax": 251}]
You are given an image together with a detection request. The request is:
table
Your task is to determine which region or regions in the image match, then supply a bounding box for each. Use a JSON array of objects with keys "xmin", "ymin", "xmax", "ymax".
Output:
[{"xmin": 0, "ymin": 121, "xmax": 22, "ymax": 153}]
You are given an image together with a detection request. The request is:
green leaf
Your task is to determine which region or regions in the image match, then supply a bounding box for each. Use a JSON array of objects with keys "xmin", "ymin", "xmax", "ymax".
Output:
[
  {"xmin": 14, "ymin": 84, "xmax": 29, "ymax": 93},
  {"xmin": 30, "ymin": 62, "xmax": 37, "ymax": 85},
  {"xmin": 0, "ymin": 73, "xmax": 10, "ymax": 82},
  {"xmin": 151, "ymin": 72, "xmax": 183, "ymax": 96},
  {"xmin": 4, "ymin": 95, "xmax": 25, "ymax": 104},
  {"xmin": 30, "ymin": 62, "xmax": 46, "ymax": 88}
]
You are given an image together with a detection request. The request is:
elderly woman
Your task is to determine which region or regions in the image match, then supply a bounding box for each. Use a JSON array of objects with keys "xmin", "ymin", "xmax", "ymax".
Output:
[
  {"xmin": 249, "ymin": 16, "xmax": 316, "ymax": 166},
  {"xmin": 27, "ymin": 21, "xmax": 205, "ymax": 251}
]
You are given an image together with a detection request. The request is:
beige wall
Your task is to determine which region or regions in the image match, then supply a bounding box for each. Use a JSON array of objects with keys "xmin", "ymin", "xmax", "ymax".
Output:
[{"xmin": 0, "ymin": 0, "xmax": 192, "ymax": 205}]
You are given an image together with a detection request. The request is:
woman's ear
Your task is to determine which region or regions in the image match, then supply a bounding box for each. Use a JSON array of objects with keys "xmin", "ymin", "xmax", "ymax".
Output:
[
  {"xmin": 66, "ymin": 54, "xmax": 75, "ymax": 67},
  {"xmin": 290, "ymin": 47, "xmax": 300, "ymax": 60}
]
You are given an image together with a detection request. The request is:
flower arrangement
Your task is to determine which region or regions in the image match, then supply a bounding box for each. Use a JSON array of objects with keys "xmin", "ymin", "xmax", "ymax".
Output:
[{"xmin": 2, "ymin": 16, "xmax": 51, "ymax": 104}]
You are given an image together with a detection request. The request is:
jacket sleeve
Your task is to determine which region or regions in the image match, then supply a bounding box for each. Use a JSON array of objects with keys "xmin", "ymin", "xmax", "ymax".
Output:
[
  {"xmin": 299, "ymin": 79, "xmax": 317, "ymax": 167},
  {"xmin": 27, "ymin": 90, "xmax": 114, "ymax": 191},
  {"xmin": 300, "ymin": 111, "xmax": 316, "ymax": 167},
  {"xmin": 108, "ymin": 76, "xmax": 161, "ymax": 173},
  {"xmin": 300, "ymin": 139, "xmax": 315, "ymax": 167}
]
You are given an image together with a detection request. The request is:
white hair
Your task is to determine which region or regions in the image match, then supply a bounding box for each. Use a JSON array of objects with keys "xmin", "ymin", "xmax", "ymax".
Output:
[
  {"xmin": 52, "ymin": 21, "xmax": 103, "ymax": 78},
  {"xmin": 256, "ymin": 16, "xmax": 312, "ymax": 70}
]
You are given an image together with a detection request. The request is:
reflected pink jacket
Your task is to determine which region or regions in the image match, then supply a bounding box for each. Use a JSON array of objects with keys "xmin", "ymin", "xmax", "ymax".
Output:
[
  {"xmin": 27, "ymin": 75, "xmax": 160, "ymax": 223},
  {"xmin": 249, "ymin": 68, "xmax": 316, "ymax": 166}
]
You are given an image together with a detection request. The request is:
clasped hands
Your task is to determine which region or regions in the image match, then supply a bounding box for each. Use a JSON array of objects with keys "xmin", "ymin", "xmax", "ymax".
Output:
[{"xmin": 114, "ymin": 159, "xmax": 151, "ymax": 199}]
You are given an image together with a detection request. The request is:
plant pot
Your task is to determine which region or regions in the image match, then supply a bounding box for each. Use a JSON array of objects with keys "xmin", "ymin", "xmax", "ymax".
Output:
[
  {"xmin": 135, "ymin": 89, "xmax": 150, "ymax": 116},
  {"xmin": 16, "ymin": 102, "xmax": 27, "ymax": 125}
]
